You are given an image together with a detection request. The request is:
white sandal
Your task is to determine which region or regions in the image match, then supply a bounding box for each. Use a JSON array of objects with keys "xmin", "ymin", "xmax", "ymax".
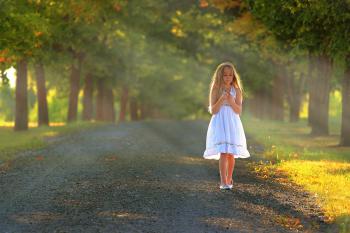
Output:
[
  {"xmin": 227, "ymin": 180, "xmax": 233, "ymax": 190},
  {"xmin": 220, "ymin": 184, "xmax": 230, "ymax": 190}
]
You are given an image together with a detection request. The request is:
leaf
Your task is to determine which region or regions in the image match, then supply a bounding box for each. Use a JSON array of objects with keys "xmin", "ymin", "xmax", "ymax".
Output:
[{"xmin": 36, "ymin": 155, "xmax": 44, "ymax": 161}]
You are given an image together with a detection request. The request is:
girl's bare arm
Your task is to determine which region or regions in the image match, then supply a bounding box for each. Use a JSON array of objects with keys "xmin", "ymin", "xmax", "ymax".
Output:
[{"xmin": 209, "ymin": 89, "xmax": 225, "ymax": 115}]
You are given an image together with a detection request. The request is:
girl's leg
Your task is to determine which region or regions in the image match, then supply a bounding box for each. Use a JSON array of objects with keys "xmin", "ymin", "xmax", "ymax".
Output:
[
  {"xmin": 227, "ymin": 154, "xmax": 235, "ymax": 184},
  {"xmin": 219, "ymin": 153, "xmax": 228, "ymax": 185}
]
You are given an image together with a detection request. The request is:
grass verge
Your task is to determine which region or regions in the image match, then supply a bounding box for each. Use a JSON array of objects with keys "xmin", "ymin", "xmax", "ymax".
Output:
[
  {"xmin": 242, "ymin": 113, "xmax": 350, "ymax": 232},
  {"xmin": 0, "ymin": 121, "xmax": 110, "ymax": 163}
]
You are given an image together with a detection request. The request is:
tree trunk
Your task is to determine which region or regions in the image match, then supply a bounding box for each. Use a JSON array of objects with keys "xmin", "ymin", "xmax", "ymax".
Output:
[
  {"xmin": 250, "ymin": 90, "xmax": 264, "ymax": 119},
  {"xmin": 308, "ymin": 54, "xmax": 317, "ymax": 126},
  {"xmin": 95, "ymin": 78, "xmax": 104, "ymax": 121},
  {"xmin": 102, "ymin": 84, "xmax": 115, "ymax": 122},
  {"xmin": 340, "ymin": 56, "xmax": 350, "ymax": 146},
  {"xmin": 140, "ymin": 100, "xmax": 148, "ymax": 120},
  {"xmin": 289, "ymin": 99, "xmax": 301, "ymax": 122},
  {"xmin": 109, "ymin": 88, "xmax": 116, "ymax": 122},
  {"xmin": 130, "ymin": 97, "xmax": 139, "ymax": 121},
  {"xmin": 82, "ymin": 73, "xmax": 94, "ymax": 121},
  {"xmin": 118, "ymin": 84, "xmax": 129, "ymax": 122},
  {"xmin": 271, "ymin": 65, "xmax": 285, "ymax": 120},
  {"xmin": 249, "ymin": 95, "xmax": 260, "ymax": 119},
  {"xmin": 285, "ymin": 68, "xmax": 306, "ymax": 122},
  {"xmin": 67, "ymin": 57, "xmax": 82, "ymax": 122},
  {"xmin": 261, "ymin": 88, "xmax": 271, "ymax": 119},
  {"xmin": 34, "ymin": 62, "xmax": 49, "ymax": 126},
  {"xmin": 14, "ymin": 59, "xmax": 28, "ymax": 131},
  {"xmin": 259, "ymin": 90, "xmax": 267, "ymax": 119},
  {"xmin": 310, "ymin": 55, "xmax": 331, "ymax": 135}
]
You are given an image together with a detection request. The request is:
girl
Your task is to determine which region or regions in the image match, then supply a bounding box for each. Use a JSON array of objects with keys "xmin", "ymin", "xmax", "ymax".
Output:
[{"xmin": 203, "ymin": 61, "xmax": 250, "ymax": 190}]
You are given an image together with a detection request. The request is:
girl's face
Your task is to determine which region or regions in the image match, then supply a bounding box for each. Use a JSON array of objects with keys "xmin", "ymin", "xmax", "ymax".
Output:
[{"xmin": 222, "ymin": 66, "xmax": 234, "ymax": 86}]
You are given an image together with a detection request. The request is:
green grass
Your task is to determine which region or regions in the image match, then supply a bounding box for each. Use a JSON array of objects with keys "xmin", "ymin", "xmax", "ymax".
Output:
[
  {"xmin": 242, "ymin": 114, "xmax": 349, "ymax": 163},
  {"xmin": 0, "ymin": 121, "xmax": 109, "ymax": 163},
  {"xmin": 242, "ymin": 113, "xmax": 350, "ymax": 230}
]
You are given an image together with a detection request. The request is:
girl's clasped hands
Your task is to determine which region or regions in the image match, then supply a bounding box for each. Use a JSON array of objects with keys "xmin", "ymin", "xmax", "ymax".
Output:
[{"xmin": 220, "ymin": 90, "xmax": 235, "ymax": 106}]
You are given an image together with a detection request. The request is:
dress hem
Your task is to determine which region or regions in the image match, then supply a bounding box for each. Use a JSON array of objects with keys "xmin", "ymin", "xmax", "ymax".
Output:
[{"xmin": 203, "ymin": 146, "xmax": 250, "ymax": 160}]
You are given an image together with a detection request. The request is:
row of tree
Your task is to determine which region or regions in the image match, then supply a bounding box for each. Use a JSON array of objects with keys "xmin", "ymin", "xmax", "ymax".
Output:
[
  {"xmin": 0, "ymin": 0, "xmax": 349, "ymax": 146},
  {"xmin": 242, "ymin": 0, "xmax": 350, "ymax": 146},
  {"xmin": 0, "ymin": 0, "xmax": 212, "ymax": 130},
  {"xmin": 173, "ymin": 0, "xmax": 349, "ymax": 145}
]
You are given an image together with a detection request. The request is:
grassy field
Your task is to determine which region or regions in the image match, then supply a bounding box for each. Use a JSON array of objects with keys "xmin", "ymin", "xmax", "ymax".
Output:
[
  {"xmin": 242, "ymin": 113, "xmax": 350, "ymax": 231},
  {"xmin": 0, "ymin": 121, "xmax": 108, "ymax": 163}
]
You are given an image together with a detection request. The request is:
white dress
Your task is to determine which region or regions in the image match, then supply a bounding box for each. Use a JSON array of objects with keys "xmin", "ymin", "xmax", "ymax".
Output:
[{"xmin": 203, "ymin": 86, "xmax": 250, "ymax": 160}]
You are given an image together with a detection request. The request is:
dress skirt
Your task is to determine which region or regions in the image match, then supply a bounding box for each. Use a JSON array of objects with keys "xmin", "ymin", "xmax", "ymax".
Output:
[{"xmin": 203, "ymin": 104, "xmax": 250, "ymax": 160}]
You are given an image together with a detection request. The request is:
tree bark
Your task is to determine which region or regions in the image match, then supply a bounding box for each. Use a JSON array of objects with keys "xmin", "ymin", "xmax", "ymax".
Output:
[
  {"xmin": 250, "ymin": 90, "xmax": 263, "ymax": 119},
  {"xmin": 340, "ymin": 56, "xmax": 350, "ymax": 146},
  {"xmin": 118, "ymin": 84, "xmax": 129, "ymax": 122},
  {"xmin": 310, "ymin": 55, "xmax": 331, "ymax": 135},
  {"xmin": 14, "ymin": 59, "xmax": 28, "ymax": 131},
  {"xmin": 289, "ymin": 98, "xmax": 301, "ymax": 122},
  {"xmin": 95, "ymin": 78, "xmax": 104, "ymax": 121},
  {"xmin": 67, "ymin": 56, "xmax": 82, "ymax": 122},
  {"xmin": 308, "ymin": 54, "xmax": 317, "ymax": 126},
  {"xmin": 130, "ymin": 97, "xmax": 139, "ymax": 121},
  {"xmin": 261, "ymin": 88, "xmax": 271, "ymax": 120},
  {"xmin": 82, "ymin": 73, "xmax": 94, "ymax": 121},
  {"xmin": 34, "ymin": 62, "xmax": 49, "ymax": 126},
  {"xmin": 285, "ymin": 68, "xmax": 306, "ymax": 122},
  {"xmin": 140, "ymin": 100, "xmax": 148, "ymax": 120},
  {"xmin": 271, "ymin": 65, "xmax": 285, "ymax": 121},
  {"xmin": 102, "ymin": 84, "xmax": 115, "ymax": 122},
  {"xmin": 250, "ymin": 95, "xmax": 260, "ymax": 119}
]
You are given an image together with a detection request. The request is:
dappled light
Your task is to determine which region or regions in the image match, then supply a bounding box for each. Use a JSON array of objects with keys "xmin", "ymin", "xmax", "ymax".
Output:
[
  {"xmin": 278, "ymin": 160, "xmax": 350, "ymax": 221},
  {"xmin": 162, "ymin": 155, "xmax": 208, "ymax": 166},
  {"xmin": 103, "ymin": 155, "xmax": 119, "ymax": 162},
  {"xmin": 0, "ymin": 0, "xmax": 349, "ymax": 232},
  {"xmin": 0, "ymin": 160, "xmax": 12, "ymax": 174},
  {"xmin": 97, "ymin": 211, "xmax": 157, "ymax": 221},
  {"xmin": 9, "ymin": 211, "xmax": 63, "ymax": 224}
]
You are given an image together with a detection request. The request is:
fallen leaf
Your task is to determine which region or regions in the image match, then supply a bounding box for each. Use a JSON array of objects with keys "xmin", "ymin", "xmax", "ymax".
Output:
[
  {"xmin": 36, "ymin": 155, "xmax": 44, "ymax": 161},
  {"xmin": 104, "ymin": 155, "xmax": 118, "ymax": 161}
]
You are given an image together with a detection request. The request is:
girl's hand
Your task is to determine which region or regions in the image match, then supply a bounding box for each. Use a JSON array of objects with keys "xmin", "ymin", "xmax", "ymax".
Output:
[
  {"xmin": 227, "ymin": 93, "xmax": 236, "ymax": 105},
  {"xmin": 219, "ymin": 91, "xmax": 229, "ymax": 103}
]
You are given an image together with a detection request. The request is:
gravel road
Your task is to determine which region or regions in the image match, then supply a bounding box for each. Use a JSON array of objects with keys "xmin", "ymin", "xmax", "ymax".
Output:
[{"xmin": 0, "ymin": 120, "xmax": 338, "ymax": 233}]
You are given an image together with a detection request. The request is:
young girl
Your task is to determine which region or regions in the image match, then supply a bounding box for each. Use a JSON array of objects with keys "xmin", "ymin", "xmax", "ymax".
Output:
[{"xmin": 203, "ymin": 61, "xmax": 250, "ymax": 190}]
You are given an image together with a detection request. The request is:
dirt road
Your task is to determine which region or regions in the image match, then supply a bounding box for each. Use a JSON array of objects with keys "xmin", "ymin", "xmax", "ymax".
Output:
[{"xmin": 0, "ymin": 120, "xmax": 337, "ymax": 232}]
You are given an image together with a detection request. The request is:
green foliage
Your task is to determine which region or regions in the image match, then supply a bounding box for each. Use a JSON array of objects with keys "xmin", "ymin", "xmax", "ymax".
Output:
[
  {"xmin": 3, "ymin": 0, "xmax": 347, "ymax": 122},
  {"xmin": 0, "ymin": 84, "xmax": 14, "ymax": 121},
  {"xmin": 0, "ymin": 0, "xmax": 51, "ymax": 61},
  {"xmin": 246, "ymin": 0, "xmax": 350, "ymax": 57},
  {"xmin": 1, "ymin": 0, "xmax": 275, "ymax": 121}
]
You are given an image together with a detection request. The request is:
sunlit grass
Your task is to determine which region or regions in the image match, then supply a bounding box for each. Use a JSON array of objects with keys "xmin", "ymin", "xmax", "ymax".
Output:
[
  {"xmin": 279, "ymin": 160, "xmax": 350, "ymax": 221},
  {"xmin": 242, "ymin": 114, "xmax": 349, "ymax": 162},
  {"xmin": 0, "ymin": 120, "xmax": 109, "ymax": 162},
  {"xmin": 242, "ymin": 111, "xmax": 350, "ymax": 227}
]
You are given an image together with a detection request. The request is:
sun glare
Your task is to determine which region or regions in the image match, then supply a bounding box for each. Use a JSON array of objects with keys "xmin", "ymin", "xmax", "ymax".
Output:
[{"xmin": 4, "ymin": 67, "xmax": 16, "ymax": 88}]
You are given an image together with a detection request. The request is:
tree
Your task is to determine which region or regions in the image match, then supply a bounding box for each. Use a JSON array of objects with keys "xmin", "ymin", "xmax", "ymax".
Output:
[
  {"xmin": 0, "ymin": 1, "xmax": 50, "ymax": 130},
  {"xmin": 247, "ymin": 0, "xmax": 334, "ymax": 135},
  {"xmin": 34, "ymin": 62, "xmax": 49, "ymax": 126}
]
